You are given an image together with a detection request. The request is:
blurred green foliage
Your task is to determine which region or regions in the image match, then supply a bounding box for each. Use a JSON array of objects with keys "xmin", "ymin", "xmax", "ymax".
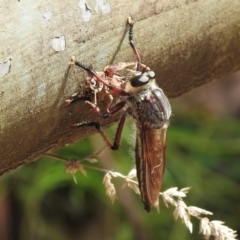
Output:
[{"xmin": 0, "ymin": 102, "xmax": 240, "ymax": 240}]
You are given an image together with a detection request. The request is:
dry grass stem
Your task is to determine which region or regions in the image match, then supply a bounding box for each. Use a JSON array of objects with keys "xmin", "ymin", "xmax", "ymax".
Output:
[
  {"xmin": 102, "ymin": 172, "xmax": 117, "ymax": 204},
  {"xmin": 173, "ymin": 199, "xmax": 193, "ymax": 233},
  {"xmin": 65, "ymin": 160, "xmax": 87, "ymax": 183},
  {"xmin": 188, "ymin": 206, "xmax": 212, "ymax": 219},
  {"xmin": 124, "ymin": 169, "xmax": 140, "ymax": 194},
  {"xmin": 48, "ymin": 153, "xmax": 237, "ymax": 240},
  {"xmin": 200, "ymin": 218, "xmax": 237, "ymax": 240},
  {"xmin": 161, "ymin": 187, "xmax": 189, "ymax": 208},
  {"xmin": 100, "ymin": 169, "xmax": 237, "ymax": 240}
]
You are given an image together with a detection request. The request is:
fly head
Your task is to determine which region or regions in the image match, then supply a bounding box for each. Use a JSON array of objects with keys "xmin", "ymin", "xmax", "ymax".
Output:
[{"xmin": 130, "ymin": 70, "xmax": 155, "ymax": 87}]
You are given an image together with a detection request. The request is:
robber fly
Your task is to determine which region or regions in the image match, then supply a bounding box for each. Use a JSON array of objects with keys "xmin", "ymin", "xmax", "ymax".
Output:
[{"xmin": 66, "ymin": 17, "xmax": 172, "ymax": 212}]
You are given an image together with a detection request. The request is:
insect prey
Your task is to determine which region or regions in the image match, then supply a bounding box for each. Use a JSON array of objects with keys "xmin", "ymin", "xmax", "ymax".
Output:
[{"xmin": 66, "ymin": 17, "xmax": 172, "ymax": 212}]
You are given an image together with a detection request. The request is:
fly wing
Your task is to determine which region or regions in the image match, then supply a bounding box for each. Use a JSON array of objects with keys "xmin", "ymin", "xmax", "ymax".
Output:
[{"xmin": 135, "ymin": 126, "xmax": 167, "ymax": 212}]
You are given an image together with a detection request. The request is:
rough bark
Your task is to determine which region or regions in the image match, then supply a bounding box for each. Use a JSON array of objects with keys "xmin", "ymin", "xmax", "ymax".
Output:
[{"xmin": 0, "ymin": 0, "xmax": 240, "ymax": 175}]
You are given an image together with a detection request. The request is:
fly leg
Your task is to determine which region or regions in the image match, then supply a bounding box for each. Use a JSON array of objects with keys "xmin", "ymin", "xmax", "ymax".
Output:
[
  {"xmin": 84, "ymin": 100, "xmax": 126, "ymax": 118},
  {"xmin": 65, "ymin": 93, "xmax": 91, "ymax": 106},
  {"xmin": 65, "ymin": 60, "xmax": 94, "ymax": 106},
  {"xmin": 72, "ymin": 102, "xmax": 127, "ymax": 150},
  {"xmin": 127, "ymin": 17, "xmax": 150, "ymax": 72},
  {"xmin": 127, "ymin": 17, "xmax": 141, "ymax": 70},
  {"xmin": 98, "ymin": 86, "xmax": 114, "ymax": 112}
]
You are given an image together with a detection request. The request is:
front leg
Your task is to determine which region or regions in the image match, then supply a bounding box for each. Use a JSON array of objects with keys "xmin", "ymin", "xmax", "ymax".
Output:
[
  {"xmin": 72, "ymin": 110, "xmax": 128, "ymax": 150},
  {"xmin": 85, "ymin": 100, "xmax": 126, "ymax": 118},
  {"xmin": 72, "ymin": 101, "xmax": 127, "ymax": 150},
  {"xmin": 65, "ymin": 92, "xmax": 91, "ymax": 106}
]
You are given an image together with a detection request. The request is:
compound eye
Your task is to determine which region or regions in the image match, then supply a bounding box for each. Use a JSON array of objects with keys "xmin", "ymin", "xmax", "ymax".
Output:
[
  {"xmin": 130, "ymin": 71, "xmax": 155, "ymax": 87},
  {"xmin": 130, "ymin": 74, "xmax": 149, "ymax": 87}
]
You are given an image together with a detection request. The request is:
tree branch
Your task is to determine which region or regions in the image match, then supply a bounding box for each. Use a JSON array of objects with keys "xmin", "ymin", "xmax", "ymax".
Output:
[{"xmin": 1, "ymin": 0, "xmax": 240, "ymax": 174}]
